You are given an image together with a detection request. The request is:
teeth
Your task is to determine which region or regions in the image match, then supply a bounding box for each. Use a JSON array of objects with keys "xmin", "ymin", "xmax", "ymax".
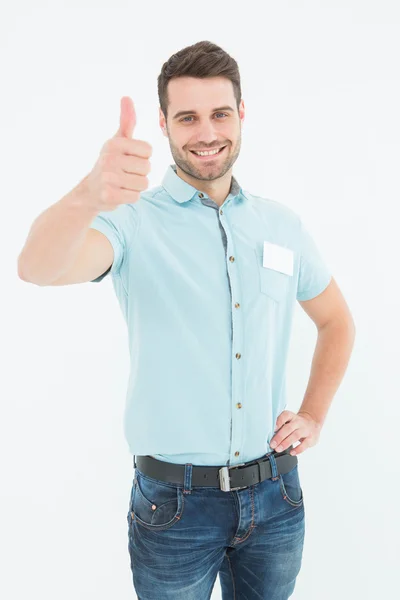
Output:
[{"xmin": 193, "ymin": 147, "xmax": 222, "ymax": 156}]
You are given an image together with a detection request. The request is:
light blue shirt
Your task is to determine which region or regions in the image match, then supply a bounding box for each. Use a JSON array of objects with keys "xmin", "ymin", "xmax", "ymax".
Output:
[{"xmin": 89, "ymin": 164, "xmax": 332, "ymax": 466}]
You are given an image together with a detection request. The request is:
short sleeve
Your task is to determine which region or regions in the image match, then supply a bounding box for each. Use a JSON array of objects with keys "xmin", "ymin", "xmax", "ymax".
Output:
[
  {"xmin": 88, "ymin": 203, "xmax": 139, "ymax": 283},
  {"xmin": 296, "ymin": 219, "xmax": 332, "ymax": 301}
]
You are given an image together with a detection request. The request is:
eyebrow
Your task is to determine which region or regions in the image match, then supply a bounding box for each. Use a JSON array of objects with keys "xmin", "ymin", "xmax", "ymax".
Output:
[{"xmin": 172, "ymin": 105, "xmax": 235, "ymax": 120}]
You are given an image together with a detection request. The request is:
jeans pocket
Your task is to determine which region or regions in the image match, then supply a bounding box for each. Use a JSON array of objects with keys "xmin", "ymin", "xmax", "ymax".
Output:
[
  {"xmin": 131, "ymin": 471, "xmax": 184, "ymax": 531},
  {"xmin": 127, "ymin": 476, "xmax": 137, "ymax": 526},
  {"xmin": 279, "ymin": 464, "xmax": 304, "ymax": 507}
]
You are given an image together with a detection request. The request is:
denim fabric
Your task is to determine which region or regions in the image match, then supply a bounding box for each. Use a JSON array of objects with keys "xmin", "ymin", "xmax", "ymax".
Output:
[{"xmin": 126, "ymin": 451, "xmax": 305, "ymax": 599}]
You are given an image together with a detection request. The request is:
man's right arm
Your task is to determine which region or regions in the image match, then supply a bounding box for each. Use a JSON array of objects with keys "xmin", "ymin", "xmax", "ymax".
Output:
[
  {"xmin": 17, "ymin": 176, "xmax": 113, "ymax": 286},
  {"xmin": 17, "ymin": 96, "xmax": 151, "ymax": 286}
]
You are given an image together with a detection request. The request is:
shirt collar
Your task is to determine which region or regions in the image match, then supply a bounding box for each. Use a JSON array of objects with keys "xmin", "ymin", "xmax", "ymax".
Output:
[{"xmin": 161, "ymin": 163, "xmax": 245, "ymax": 204}]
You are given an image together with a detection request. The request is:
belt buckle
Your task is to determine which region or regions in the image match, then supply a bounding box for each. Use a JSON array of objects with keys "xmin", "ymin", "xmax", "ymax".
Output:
[{"xmin": 219, "ymin": 463, "xmax": 247, "ymax": 492}]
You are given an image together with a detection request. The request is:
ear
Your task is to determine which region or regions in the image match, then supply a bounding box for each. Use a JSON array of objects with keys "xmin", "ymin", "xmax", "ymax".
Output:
[
  {"xmin": 239, "ymin": 99, "xmax": 245, "ymax": 126},
  {"xmin": 159, "ymin": 107, "xmax": 168, "ymax": 137}
]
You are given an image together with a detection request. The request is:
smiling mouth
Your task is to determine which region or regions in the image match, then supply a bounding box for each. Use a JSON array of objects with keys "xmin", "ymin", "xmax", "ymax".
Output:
[{"xmin": 190, "ymin": 145, "xmax": 227, "ymax": 159}]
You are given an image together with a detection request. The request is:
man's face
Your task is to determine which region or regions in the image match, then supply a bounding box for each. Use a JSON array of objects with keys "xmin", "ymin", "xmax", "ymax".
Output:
[{"xmin": 160, "ymin": 76, "xmax": 244, "ymax": 182}]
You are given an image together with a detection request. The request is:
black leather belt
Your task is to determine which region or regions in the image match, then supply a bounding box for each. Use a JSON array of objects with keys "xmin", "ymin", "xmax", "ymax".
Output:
[{"xmin": 134, "ymin": 445, "xmax": 297, "ymax": 492}]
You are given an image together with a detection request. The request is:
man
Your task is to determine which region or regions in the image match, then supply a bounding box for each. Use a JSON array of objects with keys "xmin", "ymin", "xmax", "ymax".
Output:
[{"xmin": 18, "ymin": 40, "xmax": 355, "ymax": 599}]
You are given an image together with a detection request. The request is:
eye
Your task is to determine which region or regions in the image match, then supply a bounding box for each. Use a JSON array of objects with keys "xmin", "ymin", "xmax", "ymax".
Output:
[{"xmin": 180, "ymin": 113, "xmax": 228, "ymax": 123}]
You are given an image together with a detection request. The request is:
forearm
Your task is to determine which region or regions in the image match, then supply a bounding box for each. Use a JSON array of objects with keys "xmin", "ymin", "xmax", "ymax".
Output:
[
  {"xmin": 17, "ymin": 175, "xmax": 98, "ymax": 285},
  {"xmin": 298, "ymin": 320, "xmax": 356, "ymax": 427}
]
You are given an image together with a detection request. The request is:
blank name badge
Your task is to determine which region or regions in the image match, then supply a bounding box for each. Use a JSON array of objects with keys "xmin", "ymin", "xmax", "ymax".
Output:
[{"xmin": 263, "ymin": 241, "xmax": 294, "ymax": 276}]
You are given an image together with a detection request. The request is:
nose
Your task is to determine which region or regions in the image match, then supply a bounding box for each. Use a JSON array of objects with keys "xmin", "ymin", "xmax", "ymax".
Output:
[{"xmin": 194, "ymin": 120, "xmax": 220, "ymax": 146}]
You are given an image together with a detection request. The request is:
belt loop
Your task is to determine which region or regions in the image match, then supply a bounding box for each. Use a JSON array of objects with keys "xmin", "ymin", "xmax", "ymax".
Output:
[
  {"xmin": 256, "ymin": 457, "xmax": 269, "ymax": 482},
  {"xmin": 183, "ymin": 463, "xmax": 193, "ymax": 495},
  {"xmin": 268, "ymin": 452, "xmax": 279, "ymax": 481},
  {"xmin": 133, "ymin": 454, "xmax": 137, "ymax": 469}
]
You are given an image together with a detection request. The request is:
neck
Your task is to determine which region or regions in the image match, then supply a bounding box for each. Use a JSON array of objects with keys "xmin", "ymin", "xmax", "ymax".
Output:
[{"xmin": 175, "ymin": 165, "xmax": 232, "ymax": 207}]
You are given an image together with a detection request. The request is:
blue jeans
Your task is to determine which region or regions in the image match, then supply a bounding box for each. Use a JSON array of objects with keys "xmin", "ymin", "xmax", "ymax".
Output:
[{"xmin": 127, "ymin": 451, "xmax": 305, "ymax": 599}]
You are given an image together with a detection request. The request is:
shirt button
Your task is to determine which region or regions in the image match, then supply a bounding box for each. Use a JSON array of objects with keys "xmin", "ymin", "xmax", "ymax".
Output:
[
  {"xmin": 234, "ymin": 302, "xmax": 240, "ymax": 309},
  {"xmin": 236, "ymin": 403, "xmax": 242, "ymax": 409},
  {"xmin": 220, "ymin": 209, "xmax": 223, "ymax": 215},
  {"xmin": 234, "ymin": 451, "xmax": 240, "ymax": 457},
  {"xmin": 236, "ymin": 353, "xmax": 241, "ymax": 359},
  {"xmin": 198, "ymin": 192, "xmax": 204, "ymax": 198},
  {"xmin": 229, "ymin": 256, "xmax": 235, "ymax": 262}
]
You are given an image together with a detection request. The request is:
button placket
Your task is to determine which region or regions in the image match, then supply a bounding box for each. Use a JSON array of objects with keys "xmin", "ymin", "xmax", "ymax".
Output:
[{"xmin": 216, "ymin": 198, "xmax": 245, "ymax": 465}]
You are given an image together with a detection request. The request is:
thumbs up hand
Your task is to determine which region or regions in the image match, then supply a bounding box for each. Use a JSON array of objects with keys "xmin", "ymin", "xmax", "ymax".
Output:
[{"xmin": 84, "ymin": 97, "xmax": 153, "ymax": 213}]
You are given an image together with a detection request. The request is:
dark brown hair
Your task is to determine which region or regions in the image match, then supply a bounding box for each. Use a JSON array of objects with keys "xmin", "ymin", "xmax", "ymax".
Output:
[{"xmin": 157, "ymin": 40, "xmax": 242, "ymax": 121}]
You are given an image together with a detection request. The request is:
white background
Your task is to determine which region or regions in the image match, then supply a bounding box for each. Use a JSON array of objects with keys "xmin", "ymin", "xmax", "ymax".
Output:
[{"xmin": 2, "ymin": 1, "xmax": 399, "ymax": 598}]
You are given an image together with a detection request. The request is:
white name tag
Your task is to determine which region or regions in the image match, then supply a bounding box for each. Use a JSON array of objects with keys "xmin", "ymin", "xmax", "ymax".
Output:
[{"xmin": 263, "ymin": 241, "xmax": 294, "ymax": 276}]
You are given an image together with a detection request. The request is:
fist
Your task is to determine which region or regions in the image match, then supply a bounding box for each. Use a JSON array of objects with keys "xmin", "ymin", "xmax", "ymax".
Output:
[{"xmin": 84, "ymin": 96, "xmax": 152, "ymax": 212}]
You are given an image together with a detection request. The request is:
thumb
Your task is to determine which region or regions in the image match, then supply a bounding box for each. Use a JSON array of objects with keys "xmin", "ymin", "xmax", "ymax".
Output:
[{"xmin": 114, "ymin": 96, "xmax": 136, "ymax": 139}]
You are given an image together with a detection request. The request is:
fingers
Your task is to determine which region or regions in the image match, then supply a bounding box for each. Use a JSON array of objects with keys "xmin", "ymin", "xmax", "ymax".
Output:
[
  {"xmin": 101, "ymin": 170, "xmax": 149, "ymax": 193},
  {"xmin": 103, "ymin": 136, "xmax": 153, "ymax": 159}
]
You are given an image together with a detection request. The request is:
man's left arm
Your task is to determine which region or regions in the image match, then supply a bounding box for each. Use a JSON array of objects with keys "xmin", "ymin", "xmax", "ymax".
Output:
[{"xmin": 270, "ymin": 277, "xmax": 356, "ymax": 455}]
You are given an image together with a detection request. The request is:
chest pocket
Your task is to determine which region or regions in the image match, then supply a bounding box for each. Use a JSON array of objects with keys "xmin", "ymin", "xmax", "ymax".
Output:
[{"xmin": 254, "ymin": 248, "xmax": 291, "ymax": 303}]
